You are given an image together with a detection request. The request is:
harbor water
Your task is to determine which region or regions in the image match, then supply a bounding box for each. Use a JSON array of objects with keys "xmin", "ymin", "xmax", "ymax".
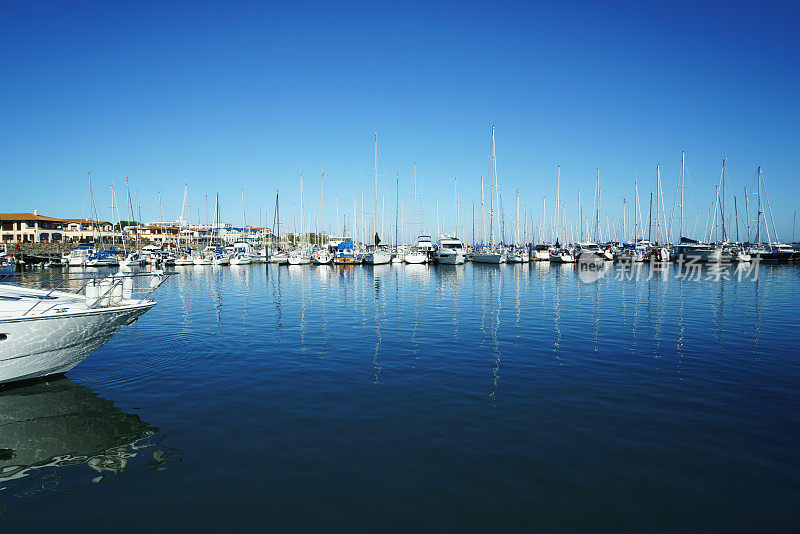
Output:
[{"xmin": 2, "ymin": 262, "xmax": 798, "ymax": 532}]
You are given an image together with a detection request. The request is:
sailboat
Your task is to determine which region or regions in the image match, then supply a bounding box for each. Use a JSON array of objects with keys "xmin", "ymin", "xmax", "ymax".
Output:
[
  {"xmin": 312, "ymin": 172, "xmax": 333, "ymax": 264},
  {"xmin": 288, "ymin": 172, "xmax": 312, "ymax": 265},
  {"xmin": 230, "ymin": 190, "xmax": 253, "ymax": 265},
  {"xmin": 507, "ymin": 190, "xmax": 529, "ymax": 263},
  {"xmin": 473, "ymin": 126, "xmax": 506, "ymax": 264},
  {"xmin": 364, "ymin": 131, "xmax": 391, "ymax": 265}
]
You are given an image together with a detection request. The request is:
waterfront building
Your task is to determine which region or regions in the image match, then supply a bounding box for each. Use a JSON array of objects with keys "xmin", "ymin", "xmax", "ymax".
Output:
[{"xmin": 0, "ymin": 212, "xmax": 65, "ymax": 243}]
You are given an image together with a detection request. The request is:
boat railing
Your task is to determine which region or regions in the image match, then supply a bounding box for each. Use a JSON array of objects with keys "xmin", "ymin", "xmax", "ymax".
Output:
[{"xmin": 1, "ymin": 271, "xmax": 175, "ymax": 315}]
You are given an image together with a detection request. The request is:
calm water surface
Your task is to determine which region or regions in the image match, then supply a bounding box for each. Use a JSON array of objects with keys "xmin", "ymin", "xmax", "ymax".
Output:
[{"xmin": 2, "ymin": 262, "xmax": 799, "ymax": 532}]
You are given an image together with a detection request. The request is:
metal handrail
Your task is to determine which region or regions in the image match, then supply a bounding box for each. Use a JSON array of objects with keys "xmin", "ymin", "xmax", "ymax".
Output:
[{"xmin": 2, "ymin": 271, "xmax": 176, "ymax": 313}]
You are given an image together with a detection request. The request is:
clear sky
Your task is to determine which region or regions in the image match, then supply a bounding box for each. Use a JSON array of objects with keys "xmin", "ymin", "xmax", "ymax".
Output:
[{"xmin": 1, "ymin": 1, "xmax": 798, "ymax": 242}]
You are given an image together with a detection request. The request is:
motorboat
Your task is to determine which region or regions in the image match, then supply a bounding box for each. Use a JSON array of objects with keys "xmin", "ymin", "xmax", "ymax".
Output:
[
  {"xmin": 85, "ymin": 250, "xmax": 120, "ymax": 268},
  {"xmin": 403, "ymin": 247, "xmax": 427, "ymax": 264},
  {"xmin": 415, "ymin": 235, "xmax": 435, "ymax": 262},
  {"xmin": 1, "ymin": 244, "xmax": 16, "ymax": 275},
  {"xmin": 435, "ymin": 235, "xmax": 465, "ymax": 265},
  {"xmin": 0, "ymin": 271, "xmax": 171, "ymax": 384},
  {"xmin": 333, "ymin": 241, "xmax": 357, "ymax": 265},
  {"xmin": 229, "ymin": 242, "xmax": 253, "ymax": 265},
  {"xmin": 549, "ymin": 248, "xmax": 576, "ymax": 263},
  {"xmin": 574, "ymin": 242, "xmax": 608, "ymax": 261},
  {"xmin": 532, "ymin": 243, "xmax": 551, "ymax": 261},
  {"xmin": 63, "ymin": 244, "xmax": 93, "ymax": 267},
  {"xmin": 120, "ymin": 251, "xmax": 149, "ymax": 267}
]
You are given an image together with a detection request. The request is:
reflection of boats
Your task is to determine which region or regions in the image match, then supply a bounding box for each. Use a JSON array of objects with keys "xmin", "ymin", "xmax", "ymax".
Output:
[
  {"xmin": 0, "ymin": 271, "xmax": 171, "ymax": 384},
  {"xmin": 0, "ymin": 377, "xmax": 162, "ymax": 483}
]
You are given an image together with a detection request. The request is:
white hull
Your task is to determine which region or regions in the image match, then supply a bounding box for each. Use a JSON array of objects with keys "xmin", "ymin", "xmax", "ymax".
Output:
[
  {"xmin": 436, "ymin": 252, "xmax": 465, "ymax": 265},
  {"xmin": 311, "ymin": 252, "xmax": 333, "ymax": 264},
  {"xmin": 230, "ymin": 255, "xmax": 252, "ymax": 265},
  {"xmin": 0, "ymin": 301, "xmax": 154, "ymax": 384},
  {"xmin": 549, "ymin": 253, "xmax": 576, "ymax": 263},
  {"xmin": 473, "ymin": 253, "xmax": 505, "ymax": 264},
  {"xmin": 365, "ymin": 251, "xmax": 391, "ymax": 265},
  {"xmin": 404, "ymin": 252, "xmax": 427, "ymax": 264}
]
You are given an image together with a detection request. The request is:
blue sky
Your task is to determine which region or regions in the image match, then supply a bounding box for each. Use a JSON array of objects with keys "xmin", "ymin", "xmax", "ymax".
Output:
[{"xmin": 1, "ymin": 1, "xmax": 798, "ymax": 242}]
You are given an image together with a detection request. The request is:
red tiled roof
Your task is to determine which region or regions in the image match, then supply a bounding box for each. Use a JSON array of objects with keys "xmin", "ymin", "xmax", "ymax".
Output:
[{"xmin": 0, "ymin": 213, "xmax": 65, "ymax": 223}]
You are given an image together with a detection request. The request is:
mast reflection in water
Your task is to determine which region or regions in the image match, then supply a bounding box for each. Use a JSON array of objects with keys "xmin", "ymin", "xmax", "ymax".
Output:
[{"xmin": 2, "ymin": 261, "xmax": 797, "ymax": 531}]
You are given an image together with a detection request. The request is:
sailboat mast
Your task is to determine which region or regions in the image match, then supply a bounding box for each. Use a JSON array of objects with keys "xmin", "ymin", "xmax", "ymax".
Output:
[
  {"xmin": 321, "ymin": 171, "xmax": 324, "ymax": 244},
  {"xmin": 395, "ymin": 172, "xmax": 399, "ymax": 248},
  {"xmin": 679, "ymin": 150, "xmax": 685, "ymax": 239},
  {"xmin": 633, "ymin": 173, "xmax": 638, "ymax": 242},
  {"xmin": 555, "ymin": 164, "xmax": 561, "ymax": 242},
  {"xmin": 480, "ymin": 176, "xmax": 485, "ymax": 245},
  {"xmin": 515, "ymin": 189, "xmax": 520, "ymax": 246},
  {"xmin": 756, "ymin": 167, "xmax": 762, "ymax": 243},
  {"xmin": 454, "ymin": 177, "xmax": 458, "ymax": 239},
  {"xmin": 744, "ymin": 187, "xmax": 751, "ymax": 243},
  {"xmin": 374, "ymin": 130, "xmax": 378, "ymax": 245},
  {"xmin": 720, "ymin": 159, "xmax": 727, "ymax": 241},
  {"xmin": 489, "ymin": 126, "xmax": 496, "ymax": 246}
]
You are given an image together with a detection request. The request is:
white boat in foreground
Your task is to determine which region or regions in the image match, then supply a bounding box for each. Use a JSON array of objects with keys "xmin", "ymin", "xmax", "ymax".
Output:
[{"xmin": 0, "ymin": 271, "xmax": 172, "ymax": 384}]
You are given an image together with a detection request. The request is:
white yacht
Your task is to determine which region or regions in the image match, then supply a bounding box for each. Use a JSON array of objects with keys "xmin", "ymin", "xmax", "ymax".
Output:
[
  {"xmin": 435, "ymin": 235, "xmax": 465, "ymax": 265},
  {"xmin": 229, "ymin": 242, "xmax": 253, "ymax": 265},
  {"xmin": 120, "ymin": 251, "xmax": 148, "ymax": 267},
  {"xmin": 63, "ymin": 245, "xmax": 93, "ymax": 267},
  {"xmin": 403, "ymin": 248, "xmax": 427, "ymax": 264},
  {"xmin": 0, "ymin": 271, "xmax": 171, "ymax": 384},
  {"xmin": 415, "ymin": 235, "xmax": 435, "ymax": 261},
  {"xmin": 549, "ymin": 248, "xmax": 576, "ymax": 263},
  {"xmin": 1, "ymin": 245, "xmax": 16, "ymax": 275},
  {"xmin": 574, "ymin": 242, "xmax": 607, "ymax": 261}
]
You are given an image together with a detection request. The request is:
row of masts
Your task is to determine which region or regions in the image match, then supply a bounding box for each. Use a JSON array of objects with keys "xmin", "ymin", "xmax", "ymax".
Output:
[{"xmin": 89, "ymin": 130, "xmax": 793, "ymax": 251}]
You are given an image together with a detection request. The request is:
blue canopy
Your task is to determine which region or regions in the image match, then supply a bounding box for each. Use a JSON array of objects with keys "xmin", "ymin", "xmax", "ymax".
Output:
[{"xmin": 337, "ymin": 241, "xmax": 354, "ymax": 250}]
